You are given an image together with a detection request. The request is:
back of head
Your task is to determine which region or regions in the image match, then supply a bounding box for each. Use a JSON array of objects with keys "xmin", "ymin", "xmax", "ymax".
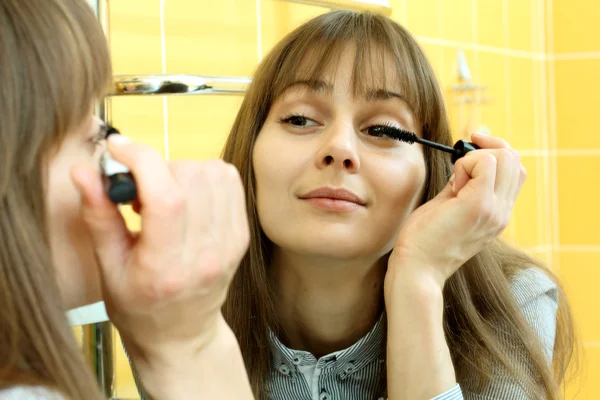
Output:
[
  {"xmin": 222, "ymin": 9, "xmax": 576, "ymax": 400},
  {"xmin": 0, "ymin": 0, "xmax": 110, "ymax": 397}
]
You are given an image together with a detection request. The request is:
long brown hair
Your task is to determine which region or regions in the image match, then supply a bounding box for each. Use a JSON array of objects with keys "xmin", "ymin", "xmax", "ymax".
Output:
[
  {"xmin": 0, "ymin": 0, "xmax": 111, "ymax": 398},
  {"xmin": 222, "ymin": 10, "xmax": 577, "ymax": 400}
]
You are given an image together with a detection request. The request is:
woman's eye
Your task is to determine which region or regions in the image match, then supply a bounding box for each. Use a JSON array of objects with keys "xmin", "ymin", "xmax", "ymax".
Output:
[
  {"xmin": 364, "ymin": 125, "xmax": 399, "ymax": 139},
  {"xmin": 89, "ymin": 124, "xmax": 111, "ymax": 149},
  {"xmin": 279, "ymin": 114, "xmax": 319, "ymax": 127},
  {"xmin": 365, "ymin": 125, "xmax": 388, "ymax": 137},
  {"xmin": 89, "ymin": 129, "xmax": 107, "ymax": 151}
]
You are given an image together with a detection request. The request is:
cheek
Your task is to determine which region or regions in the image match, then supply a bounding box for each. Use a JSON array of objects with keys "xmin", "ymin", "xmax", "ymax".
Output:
[
  {"xmin": 252, "ymin": 129, "xmax": 305, "ymax": 200},
  {"xmin": 371, "ymin": 156, "xmax": 426, "ymax": 221},
  {"xmin": 252, "ymin": 130, "xmax": 308, "ymax": 237},
  {"xmin": 47, "ymin": 155, "xmax": 101, "ymax": 308}
]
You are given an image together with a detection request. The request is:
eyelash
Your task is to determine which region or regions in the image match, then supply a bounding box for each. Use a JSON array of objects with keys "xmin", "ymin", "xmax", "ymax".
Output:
[
  {"xmin": 278, "ymin": 113, "xmax": 401, "ymax": 140},
  {"xmin": 278, "ymin": 113, "xmax": 312, "ymax": 126},
  {"xmin": 91, "ymin": 124, "xmax": 110, "ymax": 147}
]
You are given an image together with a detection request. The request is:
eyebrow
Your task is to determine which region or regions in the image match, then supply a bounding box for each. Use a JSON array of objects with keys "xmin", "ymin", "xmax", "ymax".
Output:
[{"xmin": 282, "ymin": 79, "xmax": 409, "ymax": 104}]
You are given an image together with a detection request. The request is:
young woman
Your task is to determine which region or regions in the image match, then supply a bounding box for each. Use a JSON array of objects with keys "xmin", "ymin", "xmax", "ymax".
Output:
[
  {"xmin": 0, "ymin": 0, "xmax": 252, "ymax": 398},
  {"xmin": 217, "ymin": 10, "xmax": 575, "ymax": 400}
]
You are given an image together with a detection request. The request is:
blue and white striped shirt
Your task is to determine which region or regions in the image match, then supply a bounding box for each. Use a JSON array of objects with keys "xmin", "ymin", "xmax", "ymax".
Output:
[
  {"xmin": 264, "ymin": 268, "xmax": 558, "ymax": 400},
  {"xmin": 131, "ymin": 268, "xmax": 557, "ymax": 400}
]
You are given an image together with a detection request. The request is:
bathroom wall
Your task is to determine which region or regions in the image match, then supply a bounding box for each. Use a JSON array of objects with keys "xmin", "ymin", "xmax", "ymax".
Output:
[
  {"xmin": 547, "ymin": 0, "xmax": 600, "ymax": 398},
  {"xmin": 88, "ymin": 0, "xmax": 596, "ymax": 398}
]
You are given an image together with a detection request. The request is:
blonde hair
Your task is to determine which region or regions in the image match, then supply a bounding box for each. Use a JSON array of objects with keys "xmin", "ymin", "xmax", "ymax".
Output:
[
  {"xmin": 222, "ymin": 10, "xmax": 577, "ymax": 400},
  {"xmin": 0, "ymin": 0, "xmax": 111, "ymax": 397}
]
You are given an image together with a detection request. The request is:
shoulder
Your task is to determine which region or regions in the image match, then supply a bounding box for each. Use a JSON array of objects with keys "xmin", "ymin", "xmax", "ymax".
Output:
[
  {"xmin": 509, "ymin": 267, "xmax": 558, "ymax": 306},
  {"xmin": 0, "ymin": 386, "xmax": 66, "ymax": 399},
  {"xmin": 508, "ymin": 267, "xmax": 559, "ymax": 361}
]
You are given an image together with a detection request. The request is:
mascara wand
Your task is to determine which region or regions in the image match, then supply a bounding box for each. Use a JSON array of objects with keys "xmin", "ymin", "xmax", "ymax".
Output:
[{"xmin": 377, "ymin": 127, "xmax": 480, "ymax": 164}]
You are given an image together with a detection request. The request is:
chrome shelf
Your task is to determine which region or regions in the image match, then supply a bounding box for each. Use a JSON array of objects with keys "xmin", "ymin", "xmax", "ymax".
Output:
[{"xmin": 111, "ymin": 74, "xmax": 252, "ymax": 96}]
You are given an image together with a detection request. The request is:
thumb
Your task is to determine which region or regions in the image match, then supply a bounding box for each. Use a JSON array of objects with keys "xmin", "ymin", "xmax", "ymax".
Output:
[{"xmin": 71, "ymin": 163, "xmax": 131, "ymax": 279}]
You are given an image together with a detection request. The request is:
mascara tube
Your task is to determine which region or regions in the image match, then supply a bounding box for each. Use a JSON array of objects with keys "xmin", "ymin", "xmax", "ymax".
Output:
[{"xmin": 101, "ymin": 127, "xmax": 138, "ymax": 204}]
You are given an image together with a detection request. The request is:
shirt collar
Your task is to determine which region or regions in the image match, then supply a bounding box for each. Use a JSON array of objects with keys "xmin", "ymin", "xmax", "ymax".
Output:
[{"xmin": 268, "ymin": 312, "xmax": 386, "ymax": 379}]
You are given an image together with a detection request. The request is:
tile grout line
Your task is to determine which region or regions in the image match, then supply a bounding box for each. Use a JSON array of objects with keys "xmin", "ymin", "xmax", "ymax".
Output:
[
  {"xmin": 538, "ymin": 0, "xmax": 552, "ymax": 263},
  {"xmin": 532, "ymin": 0, "xmax": 543, "ymax": 250},
  {"xmin": 503, "ymin": 0, "xmax": 510, "ymax": 143},
  {"xmin": 415, "ymin": 36, "xmax": 545, "ymax": 60},
  {"xmin": 437, "ymin": 0, "xmax": 445, "ymax": 97},
  {"xmin": 414, "ymin": 37, "xmax": 600, "ymax": 61},
  {"xmin": 551, "ymin": 52, "xmax": 600, "ymax": 60},
  {"xmin": 523, "ymin": 245, "xmax": 600, "ymax": 253},
  {"xmin": 256, "ymin": 0, "xmax": 263, "ymax": 62},
  {"xmin": 542, "ymin": 0, "xmax": 553, "ymax": 268},
  {"xmin": 501, "ymin": 0, "xmax": 517, "ymax": 241},
  {"xmin": 519, "ymin": 149, "xmax": 600, "ymax": 156},
  {"xmin": 471, "ymin": 0, "xmax": 482, "ymax": 143},
  {"xmin": 502, "ymin": 0, "xmax": 517, "ymax": 241},
  {"xmin": 400, "ymin": 0, "xmax": 407, "ymax": 27},
  {"xmin": 159, "ymin": 0, "xmax": 169, "ymax": 161},
  {"xmin": 523, "ymin": 244, "xmax": 552, "ymax": 254},
  {"xmin": 546, "ymin": 0, "xmax": 560, "ymax": 274}
]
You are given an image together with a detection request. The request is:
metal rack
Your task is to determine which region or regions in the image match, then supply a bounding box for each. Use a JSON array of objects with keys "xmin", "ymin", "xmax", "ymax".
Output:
[{"xmin": 84, "ymin": 1, "xmax": 251, "ymax": 398}]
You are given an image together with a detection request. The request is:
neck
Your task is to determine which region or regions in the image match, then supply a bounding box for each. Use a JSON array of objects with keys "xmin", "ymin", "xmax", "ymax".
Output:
[{"xmin": 270, "ymin": 249, "xmax": 386, "ymax": 358}]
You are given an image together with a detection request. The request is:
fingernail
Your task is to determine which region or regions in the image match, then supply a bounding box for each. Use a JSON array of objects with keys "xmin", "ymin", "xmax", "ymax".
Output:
[{"xmin": 107, "ymin": 134, "xmax": 132, "ymax": 146}]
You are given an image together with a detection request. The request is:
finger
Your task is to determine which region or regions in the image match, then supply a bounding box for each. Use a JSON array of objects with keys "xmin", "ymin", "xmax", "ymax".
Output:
[
  {"xmin": 167, "ymin": 161, "xmax": 216, "ymax": 285},
  {"xmin": 106, "ymin": 135, "xmax": 185, "ymax": 249},
  {"xmin": 453, "ymin": 152, "xmax": 497, "ymax": 196},
  {"xmin": 492, "ymin": 148, "xmax": 521, "ymax": 198},
  {"xmin": 470, "ymin": 133, "xmax": 511, "ymax": 150},
  {"xmin": 517, "ymin": 164, "xmax": 528, "ymax": 194},
  {"xmin": 106, "ymin": 135, "xmax": 182, "ymax": 215},
  {"xmin": 168, "ymin": 160, "xmax": 214, "ymax": 242},
  {"xmin": 71, "ymin": 163, "xmax": 132, "ymax": 280},
  {"xmin": 508, "ymin": 163, "xmax": 527, "ymax": 212}
]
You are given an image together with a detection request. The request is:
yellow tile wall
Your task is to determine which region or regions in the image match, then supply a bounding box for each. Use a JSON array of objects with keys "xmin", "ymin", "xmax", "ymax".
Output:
[
  {"xmin": 549, "ymin": 0, "xmax": 600, "ymax": 398},
  {"xmin": 80, "ymin": 0, "xmax": 596, "ymax": 398}
]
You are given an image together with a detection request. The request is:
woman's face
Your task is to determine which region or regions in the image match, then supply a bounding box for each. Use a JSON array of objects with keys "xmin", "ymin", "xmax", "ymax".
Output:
[
  {"xmin": 253, "ymin": 47, "xmax": 427, "ymax": 262},
  {"xmin": 47, "ymin": 111, "xmax": 106, "ymax": 309}
]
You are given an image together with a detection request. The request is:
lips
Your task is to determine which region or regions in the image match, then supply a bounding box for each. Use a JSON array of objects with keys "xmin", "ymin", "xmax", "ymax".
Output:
[{"xmin": 298, "ymin": 187, "xmax": 366, "ymax": 206}]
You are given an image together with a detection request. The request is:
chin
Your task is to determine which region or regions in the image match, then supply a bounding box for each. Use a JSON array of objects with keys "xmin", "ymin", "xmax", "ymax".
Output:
[
  {"xmin": 261, "ymin": 215, "xmax": 397, "ymax": 260},
  {"xmin": 286, "ymin": 232, "xmax": 393, "ymax": 260}
]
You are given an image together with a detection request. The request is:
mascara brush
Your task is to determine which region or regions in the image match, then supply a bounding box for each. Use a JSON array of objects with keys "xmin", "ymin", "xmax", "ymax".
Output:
[{"xmin": 374, "ymin": 126, "xmax": 480, "ymax": 164}]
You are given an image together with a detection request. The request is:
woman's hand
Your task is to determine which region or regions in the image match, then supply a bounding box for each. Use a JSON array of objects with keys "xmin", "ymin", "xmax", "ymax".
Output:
[
  {"xmin": 384, "ymin": 133, "xmax": 526, "ymax": 400},
  {"xmin": 72, "ymin": 134, "xmax": 252, "ymax": 399},
  {"xmin": 388, "ymin": 133, "xmax": 526, "ymax": 288}
]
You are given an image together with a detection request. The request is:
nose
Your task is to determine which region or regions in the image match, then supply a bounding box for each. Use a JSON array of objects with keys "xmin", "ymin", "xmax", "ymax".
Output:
[{"xmin": 315, "ymin": 124, "xmax": 360, "ymax": 173}]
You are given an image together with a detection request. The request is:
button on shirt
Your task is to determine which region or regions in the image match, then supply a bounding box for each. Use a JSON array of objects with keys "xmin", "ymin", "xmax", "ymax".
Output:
[{"xmin": 267, "ymin": 311, "xmax": 387, "ymax": 400}]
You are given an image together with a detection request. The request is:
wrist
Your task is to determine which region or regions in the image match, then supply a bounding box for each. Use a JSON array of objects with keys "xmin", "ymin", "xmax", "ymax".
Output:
[
  {"xmin": 384, "ymin": 259, "xmax": 446, "ymax": 307},
  {"xmin": 124, "ymin": 316, "xmax": 249, "ymax": 400},
  {"xmin": 384, "ymin": 265, "xmax": 456, "ymax": 399},
  {"xmin": 121, "ymin": 312, "xmax": 224, "ymax": 368}
]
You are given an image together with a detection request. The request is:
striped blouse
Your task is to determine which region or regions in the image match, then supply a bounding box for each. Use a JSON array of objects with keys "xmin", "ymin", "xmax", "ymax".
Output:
[{"xmin": 132, "ymin": 268, "xmax": 558, "ymax": 400}]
